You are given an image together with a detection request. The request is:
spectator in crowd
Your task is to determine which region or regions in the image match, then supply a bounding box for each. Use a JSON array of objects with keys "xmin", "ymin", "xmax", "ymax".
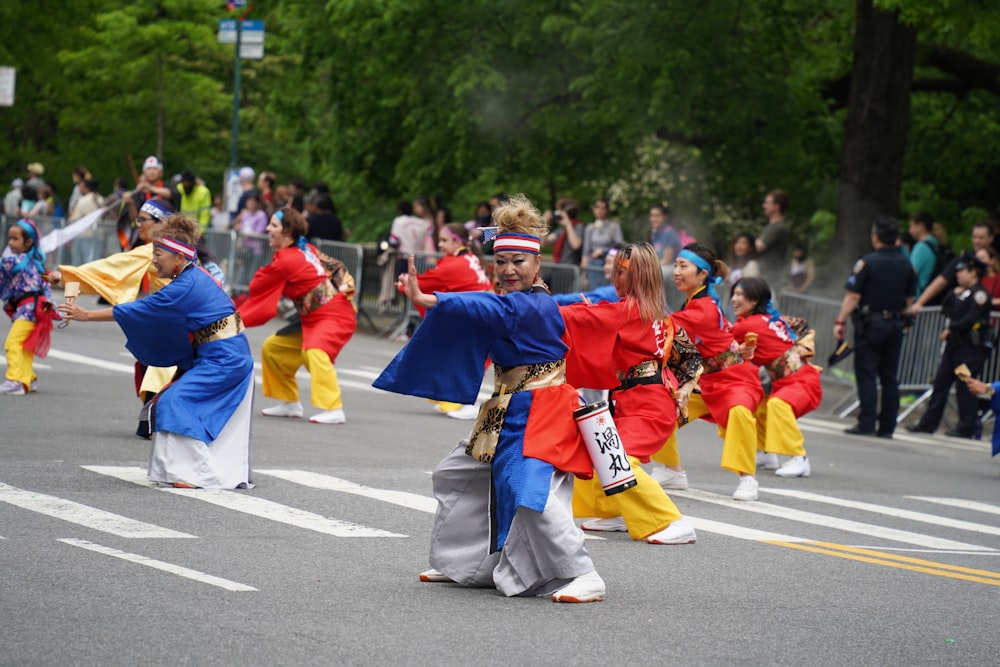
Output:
[
  {"xmin": 907, "ymin": 212, "xmax": 940, "ymax": 296},
  {"xmin": 129, "ymin": 156, "xmax": 177, "ymax": 208},
  {"xmin": 545, "ymin": 197, "xmax": 584, "ymax": 267},
  {"xmin": 257, "ymin": 171, "xmax": 276, "ymax": 213},
  {"xmin": 233, "ymin": 166, "xmax": 258, "ymax": 219},
  {"xmin": 910, "ymin": 221, "xmax": 995, "ymax": 314},
  {"xmin": 27, "ymin": 184, "xmax": 53, "ymax": 219},
  {"xmin": 273, "ymin": 185, "xmax": 290, "ymax": 211},
  {"xmin": 18, "ymin": 186, "xmax": 39, "ymax": 218},
  {"xmin": 304, "ymin": 191, "xmax": 344, "ymax": 242},
  {"xmin": 177, "ymin": 171, "xmax": 212, "ymax": 232},
  {"xmin": 377, "ymin": 201, "xmax": 436, "ymax": 309},
  {"xmin": 976, "ymin": 246, "xmax": 1000, "ymax": 307},
  {"xmin": 25, "ymin": 162, "xmax": 46, "ymax": 190},
  {"xmin": 463, "ymin": 201, "xmax": 492, "ymax": 244},
  {"xmin": 4, "ymin": 178, "xmax": 23, "ymax": 216},
  {"xmin": 580, "ymin": 199, "xmax": 623, "ymax": 289},
  {"xmin": 833, "ymin": 216, "xmax": 916, "ymax": 438},
  {"xmin": 413, "ymin": 195, "xmax": 436, "ymax": 235},
  {"xmin": 906, "ymin": 254, "xmax": 992, "ymax": 438},
  {"xmin": 785, "ymin": 243, "xmax": 815, "ymax": 294},
  {"xmin": 67, "ymin": 166, "xmax": 91, "ymax": 218},
  {"xmin": 434, "ymin": 194, "xmax": 452, "ymax": 233},
  {"xmin": 210, "ymin": 194, "xmax": 231, "ymax": 231},
  {"xmin": 70, "ymin": 178, "xmax": 106, "ymax": 266},
  {"xmin": 726, "ymin": 233, "xmax": 760, "ymax": 289},
  {"xmin": 287, "ymin": 177, "xmax": 307, "ymax": 204},
  {"xmin": 756, "ymin": 189, "xmax": 791, "ymax": 288}
]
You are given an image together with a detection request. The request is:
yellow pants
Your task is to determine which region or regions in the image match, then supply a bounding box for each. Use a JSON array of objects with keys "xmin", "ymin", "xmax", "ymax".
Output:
[
  {"xmin": 572, "ymin": 457, "xmax": 683, "ymax": 540},
  {"xmin": 261, "ymin": 332, "xmax": 342, "ymax": 410},
  {"xmin": 4, "ymin": 320, "xmax": 36, "ymax": 388},
  {"xmin": 755, "ymin": 398, "xmax": 806, "ymax": 457},
  {"xmin": 651, "ymin": 393, "xmax": 756, "ymax": 476}
]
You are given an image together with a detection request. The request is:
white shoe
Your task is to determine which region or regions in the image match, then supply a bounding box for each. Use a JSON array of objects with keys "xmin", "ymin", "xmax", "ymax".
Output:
[
  {"xmin": 733, "ymin": 475, "xmax": 759, "ymax": 501},
  {"xmin": 646, "ymin": 517, "xmax": 697, "ymax": 545},
  {"xmin": 775, "ymin": 456, "xmax": 811, "ymax": 478},
  {"xmin": 310, "ymin": 409, "xmax": 346, "ymax": 424},
  {"xmin": 419, "ymin": 568, "xmax": 453, "ymax": 583},
  {"xmin": 0, "ymin": 379, "xmax": 26, "ymax": 395},
  {"xmin": 261, "ymin": 401, "xmax": 304, "ymax": 418},
  {"xmin": 551, "ymin": 571, "xmax": 605, "ymax": 603},
  {"xmin": 446, "ymin": 404, "xmax": 480, "ymax": 421},
  {"xmin": 648, "ymin": 463, "xmax": 689, "ymax": 490},
  {"xmin": 756, "ymin": 451, "xmax": 779, "ymax": 470},
  {"xmin": 581, "ymin": 516, "xmax": 627, "ymax": 532}
]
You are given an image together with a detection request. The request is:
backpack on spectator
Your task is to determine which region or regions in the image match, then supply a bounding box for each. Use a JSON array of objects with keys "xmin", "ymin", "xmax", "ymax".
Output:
[{"xmin": 925, "ymin": 237, "xmax": 956, "ymax": 305}]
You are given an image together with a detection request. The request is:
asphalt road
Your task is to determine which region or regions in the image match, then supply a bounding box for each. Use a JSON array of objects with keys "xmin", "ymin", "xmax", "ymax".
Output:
[{"xmin": 2, "ymin": 296, "xmax": 999, "ymax": 666}]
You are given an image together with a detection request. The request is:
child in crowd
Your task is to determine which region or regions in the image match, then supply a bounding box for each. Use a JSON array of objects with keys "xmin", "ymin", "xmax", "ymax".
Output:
[{"xmin": 1, "ymin": 220, "xmax": 60, "ymax": 395}]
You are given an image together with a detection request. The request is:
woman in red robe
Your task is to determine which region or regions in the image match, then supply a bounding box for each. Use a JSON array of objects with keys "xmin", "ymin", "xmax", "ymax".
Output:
[
  {"xmin": 649, "ymin": 243, "xmax": 764, "ymax": 501},
  {"xmin": 238, "ymin": 207, "xmax": 357, "ymax": 424},
  {"xmin": 731, "ymin": 276, "xmax": 820, "ymax": 478}
]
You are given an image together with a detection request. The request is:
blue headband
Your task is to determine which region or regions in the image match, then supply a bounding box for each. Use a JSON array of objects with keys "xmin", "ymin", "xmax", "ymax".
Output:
[
  {"xmin": 13, "ymin": 219, "xmax": 46, "ymax": 276},
  {"xmin": 678, "ymin": 249, "xmax": 726, "ymax": 328}
]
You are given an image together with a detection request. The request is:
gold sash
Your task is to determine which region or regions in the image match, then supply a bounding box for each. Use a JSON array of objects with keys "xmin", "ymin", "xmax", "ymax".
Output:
[
  {"xmin": 465, "ymin": 360, "xmax": 566, "ymax": 463},
  {"xmin": 192, "ymin": 312, "xmax": 245, "ymax": 346}
]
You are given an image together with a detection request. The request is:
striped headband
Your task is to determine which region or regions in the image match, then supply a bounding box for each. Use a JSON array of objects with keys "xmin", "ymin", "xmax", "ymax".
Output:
[
  {"xmin": 492, "ymin": 232, "xmax": 540, "ymax": 255},
  {"xmin": 140, "ymin": 199, "xmax": 172, "ymax": 221},
  {"xmin": 153, "ymin": 236, "xmax": 197, "ymax": 261}
]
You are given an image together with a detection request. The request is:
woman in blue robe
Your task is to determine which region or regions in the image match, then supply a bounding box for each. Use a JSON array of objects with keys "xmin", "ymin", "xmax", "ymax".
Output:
[
  {"xmin": 374, "ymin": 195, "xmax": 605, "ymax": 603},
  {"xmin": 59, "ymin": 216, "xmax": 254, "ymax": 489}
]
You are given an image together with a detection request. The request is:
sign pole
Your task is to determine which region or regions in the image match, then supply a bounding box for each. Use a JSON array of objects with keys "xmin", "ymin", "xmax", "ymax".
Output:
[{"xmin": 229, "ymin": 18, "xmax": 242, "ymax": 170}]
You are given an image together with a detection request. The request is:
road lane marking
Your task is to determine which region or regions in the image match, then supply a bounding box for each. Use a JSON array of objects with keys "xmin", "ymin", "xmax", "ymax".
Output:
[
  {"xmin": 47, "ymin": 349, "xmax": 136, "ymax": 373},
  {"xmin": 765, "ymin": 540, "xmax": 1000, "ymax": 587},
  {"xmin": 0, "ymin": 482, "xmax": 194, "ymax": 539},
  {"xmin": 83, "ymin": 466, "xmax": 406, "ymax": 538},
  {"xmin": 907, "ymin": 496, "xmax": 1000, "ymax": 516},
  {"xmin": 761, "ymin": 488, "xmax": 1000, "ymax": 537},
  {"xmin": 256, "ymin": 470, "xmax": 438, "ymax": 513},
  {"xmin": 58, "ymin": 538, "xmax": 256, "ymax": 591},
  {"xmin": 667, "ymin": 488, "xmax": 994, "ymax": 552}
]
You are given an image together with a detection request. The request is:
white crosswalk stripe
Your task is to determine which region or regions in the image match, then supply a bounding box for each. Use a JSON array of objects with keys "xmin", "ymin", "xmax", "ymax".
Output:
[
  {"xmin": 256, "ymin": 469, "xmax": 438, "ymax": 513},
  {"xmin": 762, "ymin": 488, "xmax": 1000, "ymax": 537},
  {"xmin": 83, "ymin": 466, "xmax": 406, "ymax": 538},
  {"xmin": 59, "ymin": 539, "xmax": 257, "ymax": 592},
  {"xmin": 907, "ymin": 496, "xmax": 1000, "ymax": 516},
  {"xmin": 0, "ymin": 482, "xmax": 194, "ymax": 539},
  {"xmin": 667, "ymin": 488, "xmax": 994, "ymax": 552}
]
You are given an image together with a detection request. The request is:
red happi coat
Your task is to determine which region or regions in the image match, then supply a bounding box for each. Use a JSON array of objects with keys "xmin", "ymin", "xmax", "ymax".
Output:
[
  {"xmin": 560, "ymin": 299, "xmax": 678, "ymax": 460},
  {"xmin": 406, "ymin": 250, "xmax": 493, "ymax": 317},
  {"xmin": 239, "ymin": 243, "xmax": 356, "ymax": 361},
  {"xmin": 671, "ymin": 290, "xmax": 763, "ymax": 426},
  {"xmin": 732, "ymin": 314, "xmax": 822, "ymax": 418}
]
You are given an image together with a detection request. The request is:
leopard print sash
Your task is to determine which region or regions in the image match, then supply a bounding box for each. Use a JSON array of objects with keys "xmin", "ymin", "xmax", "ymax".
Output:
[
  {"xmin": 293, "ymin": 280, "xmax": 335, "ymax": 317},
  {"xmin": 465, "ymin": 360, "xmax": 566, "ymax": 463},
  {"xmin": 192, "ymin": 312, "xmax": 245, "ymax": 347}
]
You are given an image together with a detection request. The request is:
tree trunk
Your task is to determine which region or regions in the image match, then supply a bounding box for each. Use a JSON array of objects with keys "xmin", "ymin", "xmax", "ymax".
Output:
[{"xmin": 834, "ymin": 0, "xmax": 917, "ymax": 265}]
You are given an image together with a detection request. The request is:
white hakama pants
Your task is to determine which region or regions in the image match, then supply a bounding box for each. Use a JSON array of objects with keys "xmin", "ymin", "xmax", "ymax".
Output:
[
  {"xmin": 147, "ymin": 379, "xmax": 254, "ymax": 489},
  {"xmin": 428, "ymin": 443, "xmax": 595, "ymax": 597}
]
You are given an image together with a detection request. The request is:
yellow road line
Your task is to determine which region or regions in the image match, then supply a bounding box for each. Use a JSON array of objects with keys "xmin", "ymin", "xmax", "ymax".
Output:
[{"xmin": 763, "ymin": 540, "xmax": 1000, "ymax": 587}]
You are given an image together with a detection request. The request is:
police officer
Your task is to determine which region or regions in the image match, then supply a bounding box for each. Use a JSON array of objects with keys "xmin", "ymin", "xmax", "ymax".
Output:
[
  {"xmin": 905, "ymin": 254, "xmax": 992, "ymax": 438},
  {"xmin": 833, "ymin": 216, "xmax": 916, "ymax": 438}
]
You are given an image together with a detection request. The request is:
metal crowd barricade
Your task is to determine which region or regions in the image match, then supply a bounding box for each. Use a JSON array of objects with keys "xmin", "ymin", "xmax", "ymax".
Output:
[
  {"xmin": 311, "ymin": 238, "xmax": 377, "ymax": 333},
  {"xmin": 201, "ymin": 229, "xmax": 237, "ymax": 293},
  {"xmin": 229, "ymin": 231, "xmax": 275, "ymax": 294},
  {"xmin": 378, "ymin": 251, "xmax": 440, "ymax": 340},
  {"xmin": 541, "ymin": 261, "xmax": 581, "ymax": 296}
]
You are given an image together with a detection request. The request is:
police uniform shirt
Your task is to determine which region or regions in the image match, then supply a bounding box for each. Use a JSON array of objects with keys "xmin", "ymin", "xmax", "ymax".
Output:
[
  {"xmin": 844, "ymin": 246, "xmax": 916, "ymax": 313},
  {"xmin": 942, "ymin": 282, "xmax": 992, "ymax": 344}
]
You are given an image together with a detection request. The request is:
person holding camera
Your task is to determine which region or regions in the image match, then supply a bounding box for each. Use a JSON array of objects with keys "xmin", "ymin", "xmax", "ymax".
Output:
[
  {"xmin": 906, "ymin": 254, "xmax": 992, "ymax": 438},
  {"xmin": 833, "ymin": 216, "xmax": 916, "ymax": 438},
  {"xmin": 544, "ymin": 198, "xmax": 584, "ymax": 266}
]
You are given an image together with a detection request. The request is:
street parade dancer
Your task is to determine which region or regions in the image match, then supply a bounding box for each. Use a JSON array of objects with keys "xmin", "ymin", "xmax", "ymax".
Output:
[{"xmin": 374, "ymin": 194, "xmax": 606, "ymax": 603}]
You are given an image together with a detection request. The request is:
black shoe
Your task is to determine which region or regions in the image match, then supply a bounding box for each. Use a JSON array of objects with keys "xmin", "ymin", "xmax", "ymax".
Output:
[
  {"xmin": 876, "ymin": 432, "xmax": 894, "ymax": 440},
  {"xmin": 944, "ymin": 429, "xmax": 972, "ymax": 439},
  {"xmin": 905, "ymin": 424, "xmax": 934, "ymax": 434},
  {"xmin": 844, "ymin": 425, "xmax": 876, "ymax": 436}
]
